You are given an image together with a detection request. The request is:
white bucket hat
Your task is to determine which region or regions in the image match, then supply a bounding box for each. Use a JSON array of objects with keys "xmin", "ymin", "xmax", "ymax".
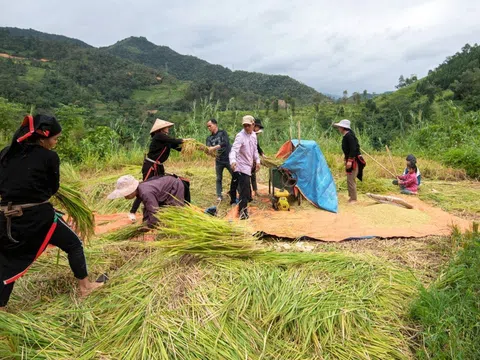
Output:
[
  {"xmin": 107, "ymin": 175, "xmax": 139, "ymax": 199},
  {"xmin": 242, "ymin": 115, "xmax": 255, "ymax": 125},
  {"xmin": 333, "ymin": 119, "xmax": 351, "ymax": 130},
  {"xmin": 150, "ymin": 118, "xmax": 174, "ymax": 134}
]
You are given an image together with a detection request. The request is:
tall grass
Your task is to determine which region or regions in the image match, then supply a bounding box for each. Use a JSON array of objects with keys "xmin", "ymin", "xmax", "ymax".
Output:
[{"xmin": 410, "ymin": 230, "xmax": 480, "ymax": 359}]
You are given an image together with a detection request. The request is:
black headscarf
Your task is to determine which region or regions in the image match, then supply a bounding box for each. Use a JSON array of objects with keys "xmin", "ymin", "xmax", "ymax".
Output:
[{"xmin": 0, "ymin": 115, "xmax": 62, "ymax": 165}]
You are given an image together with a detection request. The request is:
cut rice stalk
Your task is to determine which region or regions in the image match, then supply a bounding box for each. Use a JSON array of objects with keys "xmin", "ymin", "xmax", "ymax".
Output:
[
  {"xmin": 181, "ymin": 139, "xmax": 216, "ymax": 159},
  {"xmin": 150, "ymin": 205, "xmax": 263, "ymax": 258},
  {"xmin": 54, "ymin": 183, "xmax": 95, "ymax": 241}
]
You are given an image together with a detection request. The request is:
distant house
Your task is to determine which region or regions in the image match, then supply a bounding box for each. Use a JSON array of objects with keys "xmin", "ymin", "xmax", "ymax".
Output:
[
  {"xmin": 147, "ymin": 110, "xmax": 158, "ymax": 115},
  {"xmin": 278, "ymin": 99, "xmax": 287, "ymax": 109}
]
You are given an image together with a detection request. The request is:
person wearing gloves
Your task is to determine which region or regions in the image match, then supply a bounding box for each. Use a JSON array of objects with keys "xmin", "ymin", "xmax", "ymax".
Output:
[
  {"xmin": 229, "ymin": 115, "xmax": 260, "ymax": 220},
  {"xmin": 128, "ymin": 119, "xmax": 190, "ymax": 222},
  {"xmin": 109, "ymin": 175, "xmax": 185, "ymax": 228}
]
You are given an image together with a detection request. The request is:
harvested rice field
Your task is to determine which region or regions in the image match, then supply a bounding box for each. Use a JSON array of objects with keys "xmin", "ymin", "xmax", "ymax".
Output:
[{"xmin": 1, "ymin": 158, "xmax": 479, "ymax": 359}]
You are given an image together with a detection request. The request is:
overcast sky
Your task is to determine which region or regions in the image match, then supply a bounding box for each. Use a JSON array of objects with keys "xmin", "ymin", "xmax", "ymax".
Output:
[{"xmin": 1, "ymin": 0, "xmax": 479, "ymax": 95}]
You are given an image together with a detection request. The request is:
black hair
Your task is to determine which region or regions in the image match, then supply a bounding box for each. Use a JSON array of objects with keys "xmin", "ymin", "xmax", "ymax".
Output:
[
  {"xmin": 406, "ymin": 154, "xmax": 417, "ymax": 163},
  {"xmin": 0, "ymin": 115, "xmax": 61, "ymax": 166},
  {"xmin": 207, "ymin": 118, "xmax": 218, "ymax": 125},
  {"xmin": 407, "ymin": 163, "xmax": 417, "ymax": 172}
]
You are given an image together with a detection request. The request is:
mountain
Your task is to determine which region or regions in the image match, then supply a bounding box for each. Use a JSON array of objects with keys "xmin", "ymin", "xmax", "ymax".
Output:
[
  {"xmin": 0, "ymin": 28, "xmax": 164, "ymax": 109},
  {"xmin": 353, "ymin": 42, "xmax": 480, "ymax": 149},
  {"xmin": 1, "ymin": 27, "xmax": 91, "ymax": 48},
  {"xmin": 103, "ymin": 36, "xmax": 325, "ymax": 103}
]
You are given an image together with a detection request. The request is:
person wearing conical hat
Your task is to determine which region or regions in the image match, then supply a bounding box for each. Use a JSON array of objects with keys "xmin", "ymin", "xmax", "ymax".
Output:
[
  {"xmin": 128, "ymin": 119, "xmax": 191, "ymax": 222},
  {"xmin": 333, "ymin": 119, "xmax": 366, "ymax": 204}
]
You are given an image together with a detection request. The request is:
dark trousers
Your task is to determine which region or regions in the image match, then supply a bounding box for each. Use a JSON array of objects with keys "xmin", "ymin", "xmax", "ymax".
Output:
[
  {"xmin": 130, "ymin": 161, "xmax": 165, "ymax": 213},
  {"xmin": 0, "ymin": 217, "xmax": 88, "ymax": 307},
  {"xmin": 235, "ymin": 172, "xmax": 252, "ymax": 219},
  {"xmin": 215, "ymin": 162, "xmax": 236, "ymax": 200}
]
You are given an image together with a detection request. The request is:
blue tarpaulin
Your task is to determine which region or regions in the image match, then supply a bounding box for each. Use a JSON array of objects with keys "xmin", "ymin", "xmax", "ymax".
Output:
[{"xmin": 281, "ymin": 140, "xmax": 338, "ymax": 213}]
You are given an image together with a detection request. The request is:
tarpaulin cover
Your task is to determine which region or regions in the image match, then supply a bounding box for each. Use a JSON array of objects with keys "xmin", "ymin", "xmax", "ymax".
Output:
[{"xmin": 281, "ymin": 140, "xmax": 338, "ymax": 213}]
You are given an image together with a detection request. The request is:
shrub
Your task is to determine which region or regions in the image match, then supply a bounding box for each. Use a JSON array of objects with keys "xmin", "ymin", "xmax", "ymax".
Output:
[{"xmin": 442, "ymin": 147, "xmax": 480, "ymax": 179}]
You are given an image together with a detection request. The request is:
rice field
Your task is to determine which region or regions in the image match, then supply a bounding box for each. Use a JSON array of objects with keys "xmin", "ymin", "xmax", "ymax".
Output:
[
  {"xmin": 1, "ymin": 154, "xmax": 478, "ymax": 359},
  {"xmin": 1, "ymin": 207, "xmax": 420, "ymax": 359}
]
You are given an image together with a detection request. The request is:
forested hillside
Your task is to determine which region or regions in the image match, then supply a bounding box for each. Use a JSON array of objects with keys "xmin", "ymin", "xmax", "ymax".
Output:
[
  {"xmin": 104, "ymin": 37, "xmax": 325, "ymax": 104},
  {"xmin": 0, "ymin": 28, "xmax": 325, "ymax": 113}
]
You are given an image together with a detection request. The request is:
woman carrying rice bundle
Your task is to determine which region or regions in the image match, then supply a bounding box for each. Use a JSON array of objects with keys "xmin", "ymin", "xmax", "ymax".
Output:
[
  {"xmin": 129, "ymin": 119, "xmax": 191, "ymax": 221},
  {"xmin": 0, "ymin": 115, "xmax": 103, "ymax": 311}
]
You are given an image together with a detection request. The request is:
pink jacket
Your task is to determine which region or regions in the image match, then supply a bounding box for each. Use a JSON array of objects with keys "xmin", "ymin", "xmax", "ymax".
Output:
[{"xmin": 398, "ymin": 172, "xmax": 418, "ymax": 193}]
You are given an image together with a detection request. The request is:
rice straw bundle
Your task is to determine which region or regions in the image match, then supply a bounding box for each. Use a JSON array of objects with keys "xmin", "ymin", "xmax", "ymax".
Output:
[
  {"xmin": 0, "ymin": 246, "xmax": 418, "ymax": 359},
  {"xmin": 181, "ymin": 139, "xmax": 217, "ymax": 159},
  {"xmin": 101, "ymin": 223, "xmax": 145, "ymax": 242},
  {"xmin": 151, "ymin": 205, "xmax": 263, "ymax": 258},
  {"xmin": 54, "ymin": 183, "xmax": 95, "ymax": 241}
]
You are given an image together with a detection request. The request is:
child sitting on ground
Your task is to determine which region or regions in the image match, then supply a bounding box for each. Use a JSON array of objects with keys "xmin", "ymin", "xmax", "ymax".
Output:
[
  {"xmin": 393, "ymin": 154, "xmax": 421, "ymax": 187},
  {"xmin": 396, "ymin": 164, "xmax": 418, "ymax": 195}
]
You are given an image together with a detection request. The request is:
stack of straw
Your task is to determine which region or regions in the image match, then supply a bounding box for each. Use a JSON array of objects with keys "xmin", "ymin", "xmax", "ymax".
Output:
[{"xmin": 0, "ymin": 204, "xmax": 419, "ymax": 359}]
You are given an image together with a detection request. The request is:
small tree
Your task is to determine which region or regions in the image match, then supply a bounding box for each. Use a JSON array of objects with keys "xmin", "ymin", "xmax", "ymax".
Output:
[
  {"xmin": 290, "ymin": 98, "xmax": 296, "ymax": 116},
  {"xmin": 396, "ymin": 75, "xmax": 406, "ymax": 89},
  {"xmin": 273, "ymin": 99, "xmax": 279, "ymax": 113},
  {"xmin": 312, "ymin": 93, "xmax": 322, "ymax": 113},
  {"xmin": 352, "ymin": 92, "xmax": 361, "ymax": 105},
  {"xmin": 342, "ymin": 90, "xmax": 348, "ymax": 104}
]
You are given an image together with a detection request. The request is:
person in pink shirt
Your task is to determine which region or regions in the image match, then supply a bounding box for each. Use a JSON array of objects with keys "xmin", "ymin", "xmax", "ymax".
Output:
[
  {"xmin": 396, "ymin": 164, "xmax": 418, "ymax": 195},
  {"xmin": 229, "ymin": 115, "xmax": 260, "ymax": 219}
]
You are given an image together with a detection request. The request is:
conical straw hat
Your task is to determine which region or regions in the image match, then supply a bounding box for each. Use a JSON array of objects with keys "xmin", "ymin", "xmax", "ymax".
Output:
[{"xmin": 150, "ymin": 118, "xmax": 174, "ymax": 134}]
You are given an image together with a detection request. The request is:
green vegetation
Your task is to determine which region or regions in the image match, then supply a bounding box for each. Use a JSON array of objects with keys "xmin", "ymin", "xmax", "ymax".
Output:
[
  {"xmin": 1, "ymin": 27, "xmax": 480, "ymax": 359},
  {"xmin": 2, "ymin": 27, "xmax": 480, "ymax": 179},
  {"xmin": 411, "ymin": 229, "xmax": 480, "ymax": 359},
  {"xmin": 105, "ymin": 36, "xmax": 325, "ymax": 104},
  {"xmin": 131, "ymin": 81, "xmax": 190, "ymax": 105}
]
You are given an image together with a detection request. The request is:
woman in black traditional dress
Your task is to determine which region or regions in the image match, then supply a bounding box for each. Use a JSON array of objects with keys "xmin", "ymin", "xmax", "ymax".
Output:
[
  {"xmin": 128, "ymin": 118, "xmax": 191, "ymax": 221},
  {"xmin": 0, "ymin": 115, "xmax": 103, "ymax": 311}
]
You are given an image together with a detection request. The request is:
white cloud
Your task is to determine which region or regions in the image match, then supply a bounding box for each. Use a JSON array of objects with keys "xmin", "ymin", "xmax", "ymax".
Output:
[{"xmin": 1, "ymin": 0, "xmax": 479, "ymax": 94}]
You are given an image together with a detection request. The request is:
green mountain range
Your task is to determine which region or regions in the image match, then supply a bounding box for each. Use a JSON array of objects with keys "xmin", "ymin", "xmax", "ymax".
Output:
[
  {"xmin": 104, "ymin": 36, "xmax": 324, "ymax": 103},
  {"xmin": 0, "ymin": 27, "xmax": 325, "ymax": 111}
]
